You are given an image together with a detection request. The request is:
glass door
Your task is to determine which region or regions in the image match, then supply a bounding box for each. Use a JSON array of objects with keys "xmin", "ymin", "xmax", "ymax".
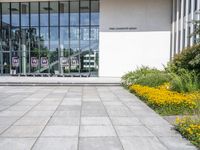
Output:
[{"xmin": 3, "ymin": 53, "xmax": 10, "ymax": 74}]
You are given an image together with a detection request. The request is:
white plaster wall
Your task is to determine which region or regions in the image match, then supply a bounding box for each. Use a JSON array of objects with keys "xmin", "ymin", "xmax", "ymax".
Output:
[{"xmin": 99, "ymin": 0, "xmax": 172, "ymax": 77}]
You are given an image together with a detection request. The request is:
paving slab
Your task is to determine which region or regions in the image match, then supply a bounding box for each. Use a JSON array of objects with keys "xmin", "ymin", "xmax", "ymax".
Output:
[
  {"xmin": 32, "ymin": 137, "xmax": 78, "ymax": 150},
  {"xmin": 79, "ymin": 137, "xmax": 123, "ymax": 150},
  {"xmin": 0, "ymin": 86, "xmax": 198, "ymax": 150}
]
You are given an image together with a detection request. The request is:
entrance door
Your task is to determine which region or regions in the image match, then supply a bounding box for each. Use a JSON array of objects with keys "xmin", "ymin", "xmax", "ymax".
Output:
[{"xmin": 3, "ymin": 53, "xmax": 10, "ymax": 74}]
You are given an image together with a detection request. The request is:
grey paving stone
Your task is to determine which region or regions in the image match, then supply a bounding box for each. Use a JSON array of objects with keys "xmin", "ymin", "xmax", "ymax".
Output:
[
  {"xmin": 81, "ymin": 117, "xmax": 112, "ymax": 125},
  {"xmin": 120, "ymin": 137, "xmax": 168, "ymax": 150},
  {"xmin": 53, "ymin": 111, "xmax": 81, "ymax": 117},
  {"xmin": 111, "ymin": 117, "xmax": 142, "ymax": 126},
  {"xmin": 0, "ymin": 117, "xmax": 19, "ymax": 126},
  {"xmin": 115, "ymin": 126, "xmax": 154, "ymax": 137},
  {"xmin": 106, "ymin": 109, "xmax": 134, "ymax": 117},
  {"xmin": 41, "ymin": 126, "xmax": 79, "ymax": 137},
  {"xmin": 0, "ymin": 86, "xmax": 197, "ymax": 149},
  {"xmin": 32, "ymin": 106, "xmax": 58, "ymax": 111},
  {"xmin": 0, "ymin": 138, "xmax": 36, "ymax": 150},
  {"xmin": 79, "ymin": 137, "xmax": 123, "ymax": 150},
  {"xmin": 103, "ymin": 101, "xmax": 123, "ymax": 106},
  {"xmin": 1, "ymin": 126, "xmax": 44, "ymax": 138},
  {"xmin": 82, "ymin": 98, "xmax": 101, "ymax": 102},
  {"xmin": 147, "ymin": 125, "xmax": 181, "ymax": 137},
  {"xmin": 0, "ymin": 126, "xmax": 8, "ymax": 134},
  {"xmin": 159, "ymin": 137, "xmax": 197, "ymax": 150},
  {"xmin": 48, "ymin": 117, "xmax": 80, "ymax": 126},
  {"xmin": 61, "ymin": 101, "xmax": 82, "ymax": 106},
  {"xmin": 32, "ymin": 137, "xmax": 78, "ymax": 150},
  {"xmin": 7, "ymin": 106, "xmax": 32, "ymax": 111},
  {"xmin": 25, "ymin": 111, "xmax": 54, "ymax": 117},
  {"xmin": 81, "ymin": 109, "xmax": 108, "ymax": 117},
  {"xmin": 14, "ymin": 117, "xmax": 50, "ymax": 126},
  {"xmin": 57, "ymin": 105, "xmax": 81, "ymax": 111},
  {"xmin": 0, "ymin": 111, "xmax": 27, "ymax": 117},
  {"xmin": 80, "ymin": 126, "xmax": 116, "ymax": 137},
  {"xmin": 140, "ymin": 117, "xmax": 170, "ymax": 126}
]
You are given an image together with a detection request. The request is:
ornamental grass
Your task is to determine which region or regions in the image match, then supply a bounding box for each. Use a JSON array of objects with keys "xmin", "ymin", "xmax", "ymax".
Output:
[{"xmin": 129, "ymin": 84, "xmax": 200, "ymax": 115}]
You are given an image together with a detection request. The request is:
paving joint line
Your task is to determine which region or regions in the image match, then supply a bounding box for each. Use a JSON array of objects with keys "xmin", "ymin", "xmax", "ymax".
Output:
[
  {"xmin": 109, "ymin": 86, "xmax": 170, "ymax": 150},
  {"xmin": 30, "ymin": 87, "xmax": 70, "ymax": 150},
  {"xmin": 0, "ymin": 87, "xmax": 52, "ymax": 136},
  {"xmin": 77, "ymin": 86, "xmax": 84, "ymax": 150},
  {"xmin": 95, "ymin": 86, "xmax": 125, "ymax": 150}
]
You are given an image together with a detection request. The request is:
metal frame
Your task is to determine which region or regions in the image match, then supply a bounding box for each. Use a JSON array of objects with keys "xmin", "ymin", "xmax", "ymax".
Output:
[{"xmin": 0, "ymin": 0, "xmax": 99, "ymax": 76}]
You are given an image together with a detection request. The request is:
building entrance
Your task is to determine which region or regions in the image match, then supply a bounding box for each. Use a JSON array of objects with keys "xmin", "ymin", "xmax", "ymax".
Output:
[{"xmin": 0, "ymin": 0, "xmax": 99, "ymax": 77}]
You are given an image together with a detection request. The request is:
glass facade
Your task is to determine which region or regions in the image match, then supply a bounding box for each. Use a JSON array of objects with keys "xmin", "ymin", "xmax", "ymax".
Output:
[{"xmin": 0, "ymin": 0, "xmax": 99, "ymax": 76}]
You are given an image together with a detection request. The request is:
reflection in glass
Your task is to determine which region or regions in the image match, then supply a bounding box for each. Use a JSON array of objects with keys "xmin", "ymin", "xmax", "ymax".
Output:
[
  {"xmin": 2, "ymin": 3, "xmax": 10, "ymax": 25},
  {"xmin": 0, "ymin": 0, "xmax": 99, "ymax": 76},
  {"xmin": 50, "ymin": 2, "xmax": 58, "ymax": 26},
  {"xmin": 60, "ymin": 2, "xmax": 69, "ymax": 26},
  {"xmin": 70, "ymin": 1, "xmax": 79, "ymax": 26},
  {"xmin": 40, "ymin": 2, "xmax": 49, "ymax": 26},
  {"xmin": 11, "ymin": 3, "xmax": 20, "ymax": 27},
  {"xmin": 80, "ymin": 1, "xmax": 89, "ymax": 26},
  {"xmin": 50, "ymin": 27, "xmax": 59, "ymax": 51},
  {"xmin": 30, "ymin": 2, "xmax": 39, "ymax": 26},
  {"xmin": 91, "ymin": 1, "xmax": 99, "ymax": 25},
  {"xmin": 21, "ymin": 3, "xmax": 29, "ymax": 26}
]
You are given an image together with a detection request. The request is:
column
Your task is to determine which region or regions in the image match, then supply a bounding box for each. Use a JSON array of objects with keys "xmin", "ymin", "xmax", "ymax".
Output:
[
  {"xmin": 171, "ymin": 0, "xmax": 176, "ymax": 59},
  {"xmin": 190, "ymin": 0, "xmax": 195, "ymax": 46},
  {"xmin": 180, "ymin": 0, "xmax": 184, "ymax": 51},
  {"xmin": 185, "ymin": 0, "xmax": 189, "ymax": 47},
  {"xmin": 176, "ymin": 0, "xmax": 180, "ymax": 54}
]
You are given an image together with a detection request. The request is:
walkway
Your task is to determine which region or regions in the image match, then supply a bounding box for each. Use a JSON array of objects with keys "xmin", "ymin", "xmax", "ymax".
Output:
[{"xmin": 0, "ymin": 86, "xmax": 197, "ymax": 150}]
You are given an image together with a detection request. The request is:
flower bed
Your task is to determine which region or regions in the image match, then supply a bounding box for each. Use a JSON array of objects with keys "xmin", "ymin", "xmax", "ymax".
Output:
[
  {"xmin": 129, "ymin": 84, "xmax": 200, "ymax": 115},
  {"xmin": 175, "ymin": 117, "xmax": 200, "ymax": 148}
]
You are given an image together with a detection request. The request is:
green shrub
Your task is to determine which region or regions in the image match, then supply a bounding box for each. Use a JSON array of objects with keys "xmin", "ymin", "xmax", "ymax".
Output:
[
  {"xmin": 169, "ymin": 44, "xmax": 200, "ymax": 74},
  {"xmin": 121, "ymin": 66, "xmax": 171, "ymax": 87},
  {"xmin": 135, "ymin": 72, "xmax": 171, "ymax": 87},
  {"xmin": 170, "ymin": 69, "xmax": 200, "ymax": 93}
]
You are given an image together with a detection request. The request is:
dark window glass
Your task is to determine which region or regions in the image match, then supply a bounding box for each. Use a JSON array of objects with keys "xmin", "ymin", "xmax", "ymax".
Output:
[
  {"xmin": 50, "ymin": 2, "xmax": 58, "ymax": 26},
  {"xmin": 189, "ymin": 0, "xmax": 191, "ymax": 13},
  {"xmin": 70, "ymin": 1, "xmax": 79, "ymax": 26},
  {"xmin": 2, "ymin": 3, "xmax": 10, "ymax": 52},
  {"xmin": 80, "ymin": 1, "xmax": 89, "ymax": 26},
  {"xmin": 40, "ymin": 2, "xmax": 49, "ymax": 26},
  {"xmin": 11, "ymin": 3, "xmax": 20, "ymax": 27},
  {"xmin": 184, "ymin": 0, "xmax": 186, "ymax": 16},
  {"xmin": 188, "ymin": 27, "xmax": 191, "ymax": 46},
  {"xmin": 30, "ymin": 2, "xmax": 39, "ymax": 27},
  {"xmin": 60, "ymin": 2, "xmax": 69, "ymax": 26},
  {"xmin": 91, "ymin": 1, "xmax": 99, "ymax": 25},
  {"xmin": 195, "ymin": 0, "xmax": 198, "ymax": 11},
  {"xmin": 21, "ymin": 3, "xmax": 29, "ymax": 26}
]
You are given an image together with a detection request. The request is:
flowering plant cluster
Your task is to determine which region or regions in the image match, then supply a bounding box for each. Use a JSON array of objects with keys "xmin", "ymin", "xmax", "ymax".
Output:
[
  {"xmin": 175, "ymin": 117, "xmax": 200, "ymax": 148},
  {"xmin": 129, "ymin": 84, "xmax": 200, "ymax": 115}
]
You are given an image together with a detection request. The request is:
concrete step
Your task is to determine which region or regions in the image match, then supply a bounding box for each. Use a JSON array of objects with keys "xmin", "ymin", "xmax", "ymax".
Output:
[{"xmin": 0, "ymin": 77, "xmax": 121, "ymax": 86}]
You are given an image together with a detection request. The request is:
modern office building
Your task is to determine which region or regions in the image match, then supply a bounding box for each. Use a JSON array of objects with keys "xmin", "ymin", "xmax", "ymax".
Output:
[{"xmin": 0, "ymin": 0, "xmax": 199, "ymax": 77}]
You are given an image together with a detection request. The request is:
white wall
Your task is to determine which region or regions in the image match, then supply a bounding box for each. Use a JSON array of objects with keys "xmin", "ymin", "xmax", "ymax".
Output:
[{"xmin": 99, "ymin": 0, "xmax": 172, "ymax": 77}]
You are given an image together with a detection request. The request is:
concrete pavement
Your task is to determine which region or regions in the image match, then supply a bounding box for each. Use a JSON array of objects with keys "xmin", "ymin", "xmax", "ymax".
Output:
[{"xmin": 0, "ymin": 86, "xmax": 197, "ymax": 150}]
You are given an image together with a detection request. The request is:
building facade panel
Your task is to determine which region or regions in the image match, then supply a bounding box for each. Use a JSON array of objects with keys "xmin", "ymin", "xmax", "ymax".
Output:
[
  {"xmin": 171, "ymin": 0, "xmax": 200, "ymax": 58},
  {"xmin": 99, "ymin": 0, "xmax": 172, "ymax": 77}
]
